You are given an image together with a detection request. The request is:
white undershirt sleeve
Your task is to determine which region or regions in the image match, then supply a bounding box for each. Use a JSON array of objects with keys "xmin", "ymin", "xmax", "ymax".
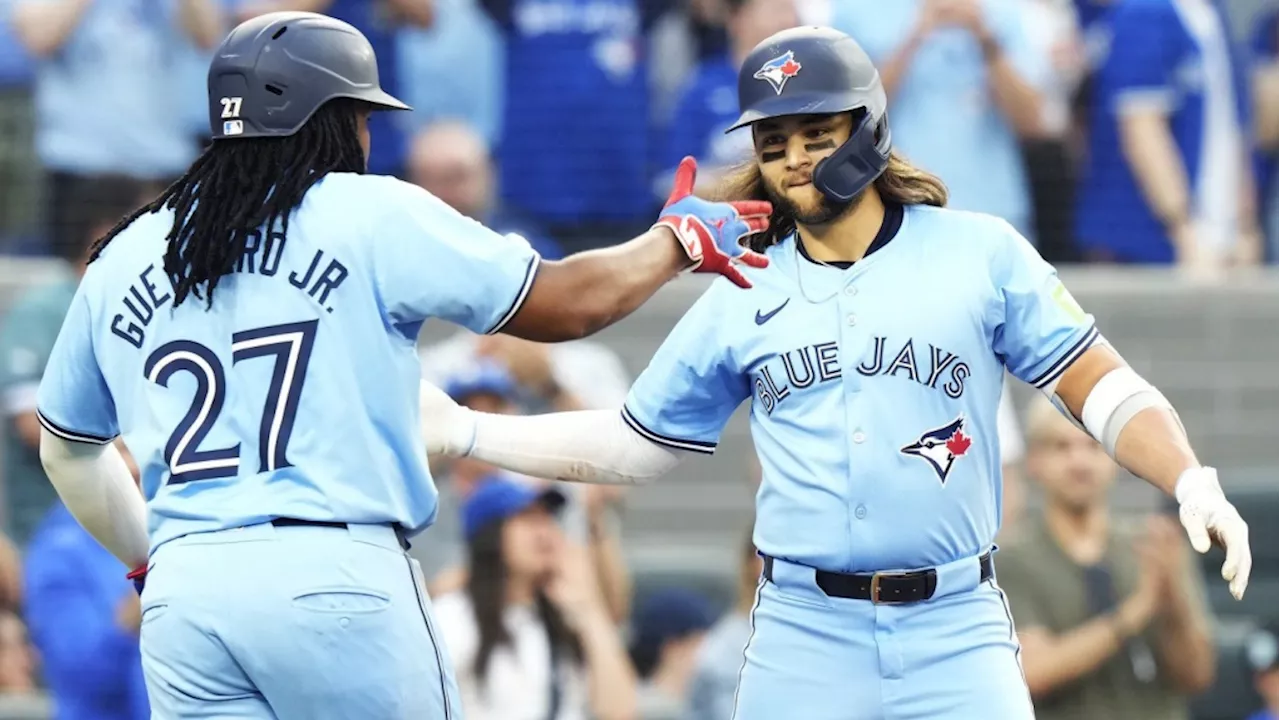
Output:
[
  {"xmin": 39, "ymin": 428, "xmax": 149, "ymax": 568},
  {"xmin": 465, "ymin": 409, "xmax": 684, "ymax": 486}
]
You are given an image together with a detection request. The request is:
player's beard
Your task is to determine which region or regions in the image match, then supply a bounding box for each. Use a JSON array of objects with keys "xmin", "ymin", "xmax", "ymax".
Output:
[{"xmin": 762, "ymin": 175, "xmax": 862, "ymax": 227}]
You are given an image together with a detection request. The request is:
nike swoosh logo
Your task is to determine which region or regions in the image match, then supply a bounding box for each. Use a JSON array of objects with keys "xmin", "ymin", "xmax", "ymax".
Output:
[{"xmin": 755, "ymin": 299, "xmax": 790, "ymax": 325}]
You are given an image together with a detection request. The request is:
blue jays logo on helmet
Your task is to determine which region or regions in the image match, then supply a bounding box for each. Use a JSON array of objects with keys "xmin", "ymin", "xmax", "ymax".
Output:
[
  {"xmin": 901, "ymin": 416, "xmax": 973, "ymax": 484},
  {"xmin": 753, "ymin": 51, "xmax": 803, "ymax": 95}
]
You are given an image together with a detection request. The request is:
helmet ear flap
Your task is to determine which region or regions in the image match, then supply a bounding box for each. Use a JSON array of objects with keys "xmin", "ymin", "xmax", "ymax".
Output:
[{"xmin": 812, "ymin": 111, "xmax": 892, "ymax": 204}]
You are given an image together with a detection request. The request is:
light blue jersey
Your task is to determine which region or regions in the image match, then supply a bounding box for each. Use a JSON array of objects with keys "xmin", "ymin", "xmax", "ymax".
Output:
[
  {"xmin": 36, "ymin": 173, "xmax": 540, "ymax": 555},
  {"xmin": 624, "ymin": 203, "xmax": 1096, "ymax": 573}
]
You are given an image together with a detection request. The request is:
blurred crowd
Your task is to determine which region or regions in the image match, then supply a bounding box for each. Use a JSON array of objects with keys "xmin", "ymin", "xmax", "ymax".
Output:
[
  {"xmin": 0, "ymin": 0, "xmax": 1276, "ymax": 268},
  {"xmin": 0, "ymin": 0, "xmax": 1276, "ymax": 718}
]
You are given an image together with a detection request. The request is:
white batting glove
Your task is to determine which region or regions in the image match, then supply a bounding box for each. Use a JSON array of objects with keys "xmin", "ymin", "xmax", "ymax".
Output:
[
  {"xmin": 1175, "ymin": 467, "xmax": 1251, "ymax": 600},
  {"xmin": 418, "ymin": 380, "xmax": 477, "ymax": 458}
]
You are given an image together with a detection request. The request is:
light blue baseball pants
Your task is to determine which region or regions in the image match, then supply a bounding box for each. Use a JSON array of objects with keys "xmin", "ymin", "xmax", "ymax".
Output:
[
  {"xmin": 730, "ymin": 550, "xmax": 1035, "ymax": 720},
  {"xmin": 137, "ymin": 521, "xmax": 460, "ymax": 719}
]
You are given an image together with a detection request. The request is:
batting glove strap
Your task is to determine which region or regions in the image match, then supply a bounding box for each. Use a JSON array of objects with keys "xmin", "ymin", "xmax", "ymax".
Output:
[
  {"xmin": 127, "ymin": 564, "xmax": 147, "ymax": 595},
  {"xmin": 654, "ymin": 215, "xmax": 708, "ymax": 269}
]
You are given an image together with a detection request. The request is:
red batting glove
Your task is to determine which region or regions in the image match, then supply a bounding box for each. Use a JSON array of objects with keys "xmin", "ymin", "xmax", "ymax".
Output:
[
  {"xmin": 654, "ymin": 157, "xmax": 771, "ymax": 289},
  {"xmin": 127, "ymin": 564, "xmax": 147, "ymax": 595}
]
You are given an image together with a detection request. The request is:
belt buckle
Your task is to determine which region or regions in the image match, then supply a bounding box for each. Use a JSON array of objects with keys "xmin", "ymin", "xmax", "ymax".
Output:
[{"xmin": 869, "ymin": 572, "xmax": 910, "ymax": 604}]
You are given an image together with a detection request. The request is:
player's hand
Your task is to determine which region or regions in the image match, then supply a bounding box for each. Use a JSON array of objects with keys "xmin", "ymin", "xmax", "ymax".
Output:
[
  {"xmin": 418, "ymin": 380, "xmax": 477, "ymax": 458},
  {"xmin": 1174, "ymin": 466, "xmax": 1251, "ymax": 600},
  {"xmin": 654, "ymin": 156, "xmax": 771, "ymax": 289}
]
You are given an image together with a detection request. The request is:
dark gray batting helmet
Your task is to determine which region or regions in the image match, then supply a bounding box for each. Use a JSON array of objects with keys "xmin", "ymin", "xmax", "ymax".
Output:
[
  {"xmin": 728, "ymin": 26, "xmax": 892, "ymax": 204},
  {"xmin": 207, "ymin": 11, "xmax": 411, "ymax": 141}
]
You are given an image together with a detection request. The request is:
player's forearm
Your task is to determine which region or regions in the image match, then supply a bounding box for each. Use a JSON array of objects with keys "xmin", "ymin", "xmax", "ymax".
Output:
[
  {"xmin": 1109, "ymin": 409, "xmax": 1198, "ymax": 497},
  {"xmin": 11, "ymin": 0, "xmax": 93, "ymax": 57},
  {"xmin": 427, "ymin": 390, "xmax": 682, "ymax": 484},
  {"xmin": 505, "ymin": 228, "xmax": 690, "ymax": 342},
  {"xmin": 1054, "ymin": 345, "xmax": 1196, "ymax": 496},
  {"xmin": 38, "ymin": 429, "xmax": 149, "ymax": 569},
  {"xmin": 575, "ymin": 608, "xmax": 640, "ymax": 720},
  {"xmin": 1020, "ymin": 617, "xmax": 1130, "ymax": 697},
  {"xmin": 1118, "ymin": 110, "xmax": 1193, "ymax": 242}
]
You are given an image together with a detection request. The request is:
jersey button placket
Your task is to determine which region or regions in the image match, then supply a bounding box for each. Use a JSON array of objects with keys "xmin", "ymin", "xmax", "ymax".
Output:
[{"xmin": 842, "ymin": 289, "xmax": 867, "ymax": 559}]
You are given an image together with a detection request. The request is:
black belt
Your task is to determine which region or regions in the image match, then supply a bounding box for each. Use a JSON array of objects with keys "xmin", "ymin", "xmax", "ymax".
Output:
[
  {"xmin": 270, "ymin": 518, "xmax": 411, "ymax": 551},
  {"xmin": 762, "ymin": 551, "xmax": 993, "ymax": 604}
]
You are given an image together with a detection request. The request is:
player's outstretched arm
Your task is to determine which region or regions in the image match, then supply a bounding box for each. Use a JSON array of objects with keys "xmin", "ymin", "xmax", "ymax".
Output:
[
  {"xmin": 1049, "ymin": 344, "xmax": 1252, "ymax": 600},
  {"xmin": 419, "ymin": 381, "xmax": 683, "ymax": 485},
  {"xmin": 38, "ymin": 429, "xmax": 150, "ymax": 573},
  {"xmin": 500, "ymin": 157, "xmax": 770, "ymax": 343}
]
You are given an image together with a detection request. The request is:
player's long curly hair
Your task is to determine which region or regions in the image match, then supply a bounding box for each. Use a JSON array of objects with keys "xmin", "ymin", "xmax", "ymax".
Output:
[
  {"xmin": 710, "ymin": 137, "xmax": 949, "ymax": 253},
  {"xmin": 86, "ymin": 99, "xmax": 369, "ymax": 309},
  {"xmin": 466, "ymin": 519, "xmax": 582, "ymax": 686}
]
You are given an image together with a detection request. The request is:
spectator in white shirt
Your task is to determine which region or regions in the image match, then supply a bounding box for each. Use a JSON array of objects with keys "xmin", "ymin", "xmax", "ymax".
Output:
[{"xmin": 432, "ymin": 477, "xmax": 638, "ymax": 720}]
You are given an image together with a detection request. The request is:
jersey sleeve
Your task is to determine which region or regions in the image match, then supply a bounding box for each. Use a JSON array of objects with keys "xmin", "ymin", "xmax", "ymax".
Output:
[
  {"xmin": 621, "ymin": 283, "xmax": 749, "ymax": 454},
  {"xmin": 1103, "ymin": 1, "xmax": 1180, "ymax": 114},
  {"xmin": 369, "ymin": 179, "xmax": 541, "ymax": 335},
  {"xmin": 990, "ymin": 221, "xmax": 1099, "ymax": 392},
  {"xmin": 35, "ymin": 290, "xmax": 119, "ymax": 445}
]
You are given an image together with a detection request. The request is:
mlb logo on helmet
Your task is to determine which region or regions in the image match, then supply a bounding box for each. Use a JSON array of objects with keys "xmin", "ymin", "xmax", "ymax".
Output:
[
  {"xmin": 223, "ymin": 120, "xmax": 244, "ymax": 136},
  {"xmin": 753, "ymin": 51, "xmax": 802, "ymax": 95}
]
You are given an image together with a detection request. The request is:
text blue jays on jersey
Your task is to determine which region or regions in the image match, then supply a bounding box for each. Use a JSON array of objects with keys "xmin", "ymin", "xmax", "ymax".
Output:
[{"xmin": 755, "ymin": 336, "xmax": 969, "ymax": 414}]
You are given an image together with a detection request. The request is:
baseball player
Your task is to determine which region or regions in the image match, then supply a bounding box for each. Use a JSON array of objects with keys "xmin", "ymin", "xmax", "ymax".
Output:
[
  {"xmin": 32, "ymin": 11, "xmax": 771, "ymax": 719},
  {"xmin": 419, "ymin": 26, "xmax": 1253, "ymax": 720}
]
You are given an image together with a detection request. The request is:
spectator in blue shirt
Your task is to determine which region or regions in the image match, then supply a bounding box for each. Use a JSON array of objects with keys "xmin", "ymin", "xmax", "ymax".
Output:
[
  {"xmin": 7, "ymin": 0, "xmax": 223, "ymax": 254},
  {"xmin": 24, "ymin": 500, "xmax": 149, "ymax": 720},
  {"xmin": 1074, "ymin": 0, "xmax": 1261, "ymax": 270},
  {"xmin": 656, "ymin": 0, "xmax": 799, "ymax": 199},
  {"xmin": 397, "ymin": 0, "xmax": 503, "ymax": 147},
  {"xmin": 480, "ymin": 0, "xmax": 667, "ymax": 252},
  {"xmin": 833, "ymin": 0, "xmax": 1050, "ymax": 241},
  {"xmin": 1249, "ymin": 5, "xmax": 1277, "ymax": 263}
]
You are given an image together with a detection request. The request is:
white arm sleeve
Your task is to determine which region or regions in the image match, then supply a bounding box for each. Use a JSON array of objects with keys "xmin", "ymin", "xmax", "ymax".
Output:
[
  {"xmin": 466, "ymin": 409, "xmax": 684, "ymax": 485},
  {"xmin": 39, "ymin": 428, "xmax": 149, "ymax": 568}
]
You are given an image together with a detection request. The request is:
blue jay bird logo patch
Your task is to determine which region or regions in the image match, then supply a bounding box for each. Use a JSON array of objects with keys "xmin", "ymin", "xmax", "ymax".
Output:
[
  {"xmin": 754, "ymin": 51, "xmax": 803, "ymax": 95},
  {"xmin": 901, "ymin": 416, "xmax": 973, "ymax": 484}
]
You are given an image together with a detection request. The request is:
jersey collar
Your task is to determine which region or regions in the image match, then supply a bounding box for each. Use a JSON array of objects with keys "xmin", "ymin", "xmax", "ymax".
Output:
[{"xmin": 794, "ymin": 201, "xmax": 905, "ymax": 270}]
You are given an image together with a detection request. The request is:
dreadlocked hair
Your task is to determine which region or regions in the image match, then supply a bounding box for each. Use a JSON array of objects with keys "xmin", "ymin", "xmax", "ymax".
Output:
[
  {"xmin": 88, "ymin": 98, "xmax": 369, "ymax": 308},
  {"xmin": 707, "ymin": 150, "xmax": 949, "ymax": 253}
]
